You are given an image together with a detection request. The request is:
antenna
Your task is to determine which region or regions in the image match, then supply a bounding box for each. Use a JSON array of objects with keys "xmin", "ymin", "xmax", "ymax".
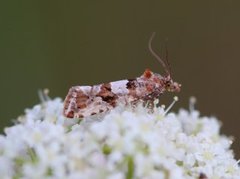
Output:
[
  {"xmin": 148, "ymin": 32, "xmax": 170, "ymax": 75},
  {"xmin": 164, "ymin": 38, "xmax": 172, "ymax": 76}
]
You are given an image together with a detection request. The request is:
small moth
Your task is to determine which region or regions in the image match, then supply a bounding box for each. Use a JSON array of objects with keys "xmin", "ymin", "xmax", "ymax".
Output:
[{"xmin": 63, "ymin": 33, "xmax": 181, "ymax": 118}]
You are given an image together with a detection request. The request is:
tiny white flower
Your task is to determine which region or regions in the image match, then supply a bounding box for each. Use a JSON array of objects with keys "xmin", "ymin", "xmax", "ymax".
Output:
[{"xmin": 0, "ymin": 96, "xmax": 239, "ymax": 178}]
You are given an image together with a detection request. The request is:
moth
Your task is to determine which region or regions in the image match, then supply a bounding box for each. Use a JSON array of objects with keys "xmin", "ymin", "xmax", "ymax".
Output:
[{"xmin": 63, "ymin": 33, "xmax": 181, "ymax": 118}]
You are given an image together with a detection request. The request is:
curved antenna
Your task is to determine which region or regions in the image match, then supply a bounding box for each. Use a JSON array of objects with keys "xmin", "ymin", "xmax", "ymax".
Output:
[
  {"xmin": 148, "ymin": 32, "xmax": 170, "ymax": 75},
  {"xmin": 164, "ymin": 38, "xmax": 172, "ymax": 76}
]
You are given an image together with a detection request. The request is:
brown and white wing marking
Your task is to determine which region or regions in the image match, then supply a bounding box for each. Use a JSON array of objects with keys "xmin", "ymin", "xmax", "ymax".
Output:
[
  {"xmin": 63, "ymin": 85, "xmax": 113, "ymax": 118},
  {"xmin": 64, "ymin": 86, "xmax": 90, "ymax": 118},
  {"xmin": 63, "ymin": 79, "xmax": 143, "ymax": 118},
  {"xmin": 64, "ymin": 81, "xmax": 132, "ymax": 118}
]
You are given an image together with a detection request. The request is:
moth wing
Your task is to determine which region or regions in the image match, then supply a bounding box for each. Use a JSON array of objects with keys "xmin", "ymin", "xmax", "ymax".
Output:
[
  {"xmin": 63, "ymin": 86, "xmax": 114, "ymax": 118},
  {"xmin": 76, "ymin": 97, "xmax": 113, "ymax": 118}
]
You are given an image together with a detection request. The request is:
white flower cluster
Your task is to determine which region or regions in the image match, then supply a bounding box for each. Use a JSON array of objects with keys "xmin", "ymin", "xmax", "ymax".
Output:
[{"xmin": 0, "ymin": 97, "xmax": 239, "ymax": 179}]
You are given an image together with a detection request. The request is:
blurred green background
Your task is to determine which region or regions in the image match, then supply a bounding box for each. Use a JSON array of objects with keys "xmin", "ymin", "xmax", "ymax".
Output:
[{"xmin": 1, "ymin": 1, "xmax": 240, "ymax": 157}]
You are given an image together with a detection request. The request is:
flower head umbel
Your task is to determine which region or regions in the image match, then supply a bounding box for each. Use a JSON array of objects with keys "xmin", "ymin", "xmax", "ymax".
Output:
[{"xmin": 0, "ymin": 94, "xmax": 239, "ymax": 179}]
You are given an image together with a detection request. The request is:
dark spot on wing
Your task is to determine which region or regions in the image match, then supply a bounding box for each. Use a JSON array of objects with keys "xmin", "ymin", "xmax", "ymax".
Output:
[
  {"xmin": 97, "ymin": 83, "xmax": 118, "ymax": 107},
  {"xmin": 126, "ymin": 79, "xmax": 138, "ymax": 97},
  {"xmin": 77, "ymin": 103, "xmax": 87, "ymax": 109},
  {"xmin": 78, "ymin": 114, "xmax": 84, "ymax": 118},
  {"xmin": 76, "ymin": 89, "xmax": 89, "ymax": 109},
  {"xmin": 101, "ymin": 83, "xmax": 112, "ymax": 91},
  {"xmin": 101, "ymin": 94, "xmax": 118, "ymax": 107},
  {"xmin": 66, "ymin": 111, "xmax": 74, "ymax": 118},
  {"xmin": 126, "ymin": 79, "xmax": 137, "ymax": 90}
]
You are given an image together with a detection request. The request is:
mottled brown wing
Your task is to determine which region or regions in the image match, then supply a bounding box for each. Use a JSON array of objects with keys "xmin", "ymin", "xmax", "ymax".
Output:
[{"xmin": 63, "ymin": 84, "xmax": 119, "ymax": 118}]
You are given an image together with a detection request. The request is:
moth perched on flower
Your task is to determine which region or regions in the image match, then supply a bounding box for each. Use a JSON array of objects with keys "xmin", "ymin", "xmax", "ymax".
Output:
[{"xmin": 63, "ymin": 33, "xmax": 181, "ymax": 118}]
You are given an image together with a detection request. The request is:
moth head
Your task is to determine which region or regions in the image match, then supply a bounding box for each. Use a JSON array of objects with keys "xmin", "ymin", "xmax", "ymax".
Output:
[
  {"xmin": 163, "ymin": 75, "xmax": 181, "ymax": 93},
  {"xmin": 148, "ymin": 33, "xmax": 181, "ymax": 93}
]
